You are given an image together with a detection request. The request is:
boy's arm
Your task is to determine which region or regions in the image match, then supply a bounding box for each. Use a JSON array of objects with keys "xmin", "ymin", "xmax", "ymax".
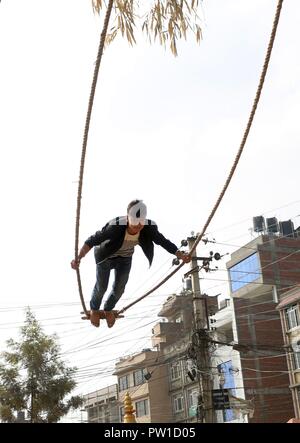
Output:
[
  {"xmin": 71, "ymin": 223, "xmax": 110, "ymax": 270},
  {"xmin": 71, "ymin": 243, "xmax": 92, "ymax": 270},
  {"xmin": 151, "ymin": 225, "xmax": 191, "ymax": 263}
]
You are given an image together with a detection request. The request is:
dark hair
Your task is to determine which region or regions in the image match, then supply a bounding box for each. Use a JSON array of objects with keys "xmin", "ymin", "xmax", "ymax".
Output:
[
  {"xmin": 127, "ymin": 199, "xmax": 143, "ymax": 214},
  {"xmin": 127, "ymin": 200, "xmax": 147, "ymax": 221}
]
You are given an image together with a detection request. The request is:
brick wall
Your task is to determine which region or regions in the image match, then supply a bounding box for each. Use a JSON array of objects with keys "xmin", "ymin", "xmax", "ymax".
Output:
[{"xmin": 232, "ymin": 236, "xmax": 300, "ymax": 423}]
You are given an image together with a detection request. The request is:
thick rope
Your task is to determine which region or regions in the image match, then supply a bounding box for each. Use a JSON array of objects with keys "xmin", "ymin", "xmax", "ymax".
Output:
[
  {"xmin": 118, "ymin": 0, "xmax": 284, "ymax": 315},
  {"xmin": 75, "ymin": 0, "xmax": 114, "ymax": 316}
]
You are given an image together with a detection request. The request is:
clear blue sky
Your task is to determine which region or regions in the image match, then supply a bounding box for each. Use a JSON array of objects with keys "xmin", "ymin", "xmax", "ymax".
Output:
[{"xmin": 0, "ymin": 0, "xmax": 299, "ymax": 422}]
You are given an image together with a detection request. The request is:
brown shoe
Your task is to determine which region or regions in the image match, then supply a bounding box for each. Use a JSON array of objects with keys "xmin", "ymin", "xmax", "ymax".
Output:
[
  {"xmin": 90, "ymin": 310, "xmax": 100, "ymax": 328},
  {"xmin": 104, "ymin": 311, "xmax": 116, "ymax": 328}
]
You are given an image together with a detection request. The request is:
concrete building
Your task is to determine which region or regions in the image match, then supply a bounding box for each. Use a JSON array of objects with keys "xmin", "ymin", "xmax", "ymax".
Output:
[
  {"xmin": 276, "ymin": 287, "xmax": 300, "ymax": 418},
  {"xmin": 226, "ymin": 231, "xmax": 300, "ymax": 422},
  {"xmin": 153, "ymin": 291, "xmax": 199, "ymax": 423},
  {"xmin": 113, "ymin": 290, "xmax": 201, "ymax": 423},
  {"xmin": 83, "ymin": 384, "xmax": 119, "ymax": 423},
  {"xmin": 114, "ymin": 349, "xmax": 172, "ymax": 423}
]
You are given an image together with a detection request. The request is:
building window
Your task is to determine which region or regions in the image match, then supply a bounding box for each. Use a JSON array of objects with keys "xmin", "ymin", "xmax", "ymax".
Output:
[
  {"xmin": 173, "ymin": 394, "xmax": 184, "ymax": 413},
  {"xmin": 135, "ymin": 399, "xmax": 149, "ymax": 417},
  {"xmin": 170, "ymin": 362, "xmax": 181, "ymax": 380},
  {"xmin": 88, "ymin": 406, "xmax": 98, "ymax": 420},
  {"xmin": 133, "ymin": 369, "xmax": 145, "ymax": 386},
  {"xmin": 218, "ymin": 361, "xmax": 236, "ymax": 422},
  {"xmin": 119, "ymin": 375, "xmax": 129, "ymax": 391},
  {"xmin": 229, "ymin": 253, "xmax": 260, "ymax": 292},
  {"xmin": 292, "ymin": 343, "xmax": 300, "ymax": 369},
  {"xmin": 285, "ymin": 305, "xmax": 300, "ymax": 330},
  {"xmin": 185, "ymin": 359, "xmax": 197, "ymax": 382},
  {"xmin": 119, "ymin": 406, "xmax": 124, "ymax": 422},
  {"xmin": 188, "ymin": 389, "xmax": 199, "ymax": 408},
  {"xmin": 187, "ymin": 389, "xmax": 199, "ymax": 417}
]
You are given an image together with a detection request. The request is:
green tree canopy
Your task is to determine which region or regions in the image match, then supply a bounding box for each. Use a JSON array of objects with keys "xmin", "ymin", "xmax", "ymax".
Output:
[
  {"xmin": 92, "ymin": 0, "xmax": 203, "ymax": 56},
  {"xmin": 0, "ymin": 309, "xmax": 82, "ymax": 423}
]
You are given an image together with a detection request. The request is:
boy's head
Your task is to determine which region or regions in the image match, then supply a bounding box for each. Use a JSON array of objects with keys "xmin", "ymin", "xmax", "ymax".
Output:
[{"xmin": 127, "ymin": 199, "xmax": 147, "ymax": 229}]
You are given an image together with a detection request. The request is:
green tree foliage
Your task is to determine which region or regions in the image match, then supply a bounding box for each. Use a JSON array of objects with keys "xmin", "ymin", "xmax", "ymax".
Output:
[
  {"xmin": 0, "ymin": 309, "xmax": 82, "ymax": 423},
  {"xmin": 92, "ymin": 0, "xmax": 203, "ymax": 56}
]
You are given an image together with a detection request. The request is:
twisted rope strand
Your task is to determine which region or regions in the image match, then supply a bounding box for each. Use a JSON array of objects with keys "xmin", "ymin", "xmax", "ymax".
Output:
[
  {"xmin": 189, "ymin": 0, "xmax": 284, "ymax": 256},
  {"xmin": 75, "ymin": 0, "xmax": 114, "ymax": 316}
]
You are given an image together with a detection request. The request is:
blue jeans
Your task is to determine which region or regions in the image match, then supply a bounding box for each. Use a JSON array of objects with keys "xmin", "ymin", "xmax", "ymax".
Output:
[{"xmin": 90, "ymin": 256, "xmax": 132, "ymax": 311}]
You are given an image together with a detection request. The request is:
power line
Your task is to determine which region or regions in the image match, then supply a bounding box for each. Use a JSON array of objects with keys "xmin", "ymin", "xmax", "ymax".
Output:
[{"xmin": 205, "ymin": 200, "xmax": 300, "ymax": 237}]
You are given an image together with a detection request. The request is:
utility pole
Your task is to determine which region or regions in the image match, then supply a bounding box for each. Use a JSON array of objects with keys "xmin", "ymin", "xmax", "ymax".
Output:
[{"xmin": 187, "ymin": 233, "xmax": 215, "ymax": 423}]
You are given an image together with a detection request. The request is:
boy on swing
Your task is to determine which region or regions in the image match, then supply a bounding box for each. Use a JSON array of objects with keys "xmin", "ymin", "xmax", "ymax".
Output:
[{"xmin": 71, "ymin": 200, "xmax": 191, "ymax": 328}]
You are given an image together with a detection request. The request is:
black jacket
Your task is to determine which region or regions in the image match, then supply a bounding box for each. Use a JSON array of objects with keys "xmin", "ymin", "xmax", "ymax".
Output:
[{"xmin": 85, "ymin": 216, "xmax": 178, "ymax": 266}]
